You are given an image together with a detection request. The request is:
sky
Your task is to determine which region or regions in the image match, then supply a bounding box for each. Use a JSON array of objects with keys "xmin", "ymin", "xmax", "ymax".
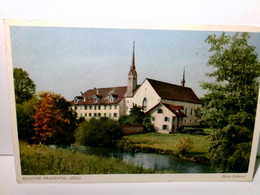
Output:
[{"xmin": 9, "ymin": 26, "xmax": 260, "ymax": 100}]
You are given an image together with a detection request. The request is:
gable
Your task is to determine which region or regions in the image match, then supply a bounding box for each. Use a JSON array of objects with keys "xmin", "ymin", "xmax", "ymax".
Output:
[{"xmin": 146, "ymin": 103, "xmax": 186, "ymax": 118}]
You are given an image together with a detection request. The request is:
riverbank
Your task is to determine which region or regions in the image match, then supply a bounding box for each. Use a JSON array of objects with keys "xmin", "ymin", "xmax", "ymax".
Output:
[
  {"xmin": 19, "ymin": 141, "xmax": 178, "ymax": 175},
  {"xmin": 116, "ymin": 132, "xmax": 212, "ymax": 164}
]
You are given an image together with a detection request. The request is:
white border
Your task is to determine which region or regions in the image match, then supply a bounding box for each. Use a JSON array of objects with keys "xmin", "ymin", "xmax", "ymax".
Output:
[{"xmin": 4, "ymin": 19, "xmax": 260, "ymax": 183}]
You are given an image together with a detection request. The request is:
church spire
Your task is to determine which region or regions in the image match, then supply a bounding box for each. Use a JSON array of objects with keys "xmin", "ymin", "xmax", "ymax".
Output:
[
  {"xmin": 126, "ymin": 42, "xmax": 138, "ymax": 97},
  {"xmin": 129, "ymin": 41, "xmax": 137, "ymax": 75},
  {"xmin": 181, "ymin": 67, "xmax": 186, "ymax": 87}
]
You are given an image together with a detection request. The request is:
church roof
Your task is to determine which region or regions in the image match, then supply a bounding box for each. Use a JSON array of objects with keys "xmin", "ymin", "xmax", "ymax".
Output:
[
  {"xmin": 72, "ymin": 86, "xmax": 127, "ymax": 105},
  {"xmin": 146, "ymin": 78, "xmax": 201, "ymax": 104}
]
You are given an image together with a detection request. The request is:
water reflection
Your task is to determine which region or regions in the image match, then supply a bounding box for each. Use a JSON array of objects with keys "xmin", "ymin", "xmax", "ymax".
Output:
[{"xmin": 50, "ymin": 145, "xmax": 217, "ymax": 173}]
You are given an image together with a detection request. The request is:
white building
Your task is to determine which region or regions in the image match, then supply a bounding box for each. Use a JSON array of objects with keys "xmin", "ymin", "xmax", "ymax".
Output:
[{"xmin": 72, "ymin": 43, "xmax": 202, "ymax": 133}]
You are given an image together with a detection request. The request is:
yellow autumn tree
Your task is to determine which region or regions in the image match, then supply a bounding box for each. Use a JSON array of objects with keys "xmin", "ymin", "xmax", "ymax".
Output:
[{"xmin": 33, "ymin": 92, "xmax": 77, "ymax": 144}]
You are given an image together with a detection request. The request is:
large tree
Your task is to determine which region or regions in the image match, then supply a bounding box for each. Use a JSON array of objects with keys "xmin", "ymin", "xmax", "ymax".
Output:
[
  {"xmin": 33, "ymin": 92, "xmax": 78, "ymax": 145},
  {"xmin": 13, "ymin": 68, "xmax": 36, "ymax": 104},
  {"xmin": 201, "ymin": 32, "xmax": 260, "ymax": 172},
  {"xmin": 16, "ymin": 95, "xmax": 39, "ymax": 143}
]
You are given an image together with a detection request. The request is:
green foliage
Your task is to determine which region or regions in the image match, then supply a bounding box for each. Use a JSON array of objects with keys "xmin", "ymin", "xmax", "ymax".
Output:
[
  {"xmin": 117, "ymin": 132, "xmax": 211, "ymax": 158},
  {"xmin": 142, "ymin": 114, "xmax": 155, "ymax": 132},
  {"xmin": 74, "ymin": 117, "xmax": 123, "ymax": 148},
  {"xmin": 20, "ymin": 141, "xmax": 154, "ymax": 174},
  {"xmin": 176, "ymin": 137, "xmax": 194, "ymax": 154},
  {"xmin": 201, "ymin": 32, "xmax": 260, "ymax": 172},
  {"xmin": 119, "ymin": 104, "xmax": 155, "ymax": 132},
  {"xmin": 129, "ymin": 104, "xmax": 143, "ymax": 124},
  {"xmin": 13, "ymin": 68, "xmax": 36, "ymax": 104},
  {"xmin": 16, "ymin": 96, "xmax": 39, "ymax": 143}
]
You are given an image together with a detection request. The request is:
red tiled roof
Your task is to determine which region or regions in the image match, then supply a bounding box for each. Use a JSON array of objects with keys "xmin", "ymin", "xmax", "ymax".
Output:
[
  {"xmin": 162, "ymin": 103, "xmax": 186, "ymax": 117},
  {"xmin": 72, "ymin": 86, "xmax": 127, "ymax": 105},
  {"xmin": 147, "ymin": 78, "xmax": 201, "ymax": 104}
]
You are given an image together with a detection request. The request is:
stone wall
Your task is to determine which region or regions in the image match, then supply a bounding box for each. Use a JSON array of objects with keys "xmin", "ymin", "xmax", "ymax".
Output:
[{"xmin": 121, "ymin": 125, "xmax": 144, "ymax": 135}]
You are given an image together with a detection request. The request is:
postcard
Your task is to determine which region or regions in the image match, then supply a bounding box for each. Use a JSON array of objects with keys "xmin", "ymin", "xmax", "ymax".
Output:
[{"xmin": 4, "ymin": 20, "xmax": 260, "ymax": 183}]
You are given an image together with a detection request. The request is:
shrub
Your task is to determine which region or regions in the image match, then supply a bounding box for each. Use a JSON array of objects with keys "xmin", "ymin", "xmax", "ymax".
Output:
[
  {"xmin": 176, "ymin": 137, "xmax": 194, "ymax": 154},
  {"xmin": 74, "ymin": 117, "xmax": 123, "ymax": 148}
]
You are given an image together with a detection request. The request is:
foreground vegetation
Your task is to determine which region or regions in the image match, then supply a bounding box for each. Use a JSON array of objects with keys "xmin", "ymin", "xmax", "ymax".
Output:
[
  {"xmin": 20, "ymin": 142, "xmax": 157, "ymax": 175},
  {"xmin": 117, "ymin": 131, "xmax": 212, "ymax": 164},
  {"xmin": 20, "ymin": 142, "xmax": 178, "ymax": 175}
]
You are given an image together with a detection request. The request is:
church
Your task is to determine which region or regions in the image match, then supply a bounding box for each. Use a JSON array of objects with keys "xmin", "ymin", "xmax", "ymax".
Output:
[{"xmin": 72, "ymin": 43, "xmax": 202, "ymax": 133}]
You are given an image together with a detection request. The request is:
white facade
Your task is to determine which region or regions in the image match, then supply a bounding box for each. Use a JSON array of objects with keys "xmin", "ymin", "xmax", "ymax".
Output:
[
  {"xmin": 161, "ymin": 99, "xmax": 202, "ymax": 126},
  {"xmin": 125, "ymin": 79, "xmax": 161, "ymax": 114},
  {"xmin": 72, "ymin": 104, "xmax": 121, "ymax": 120},
  {"xmin": 148, "ymin": 104, "xmax": 184, "ymax": 134}
]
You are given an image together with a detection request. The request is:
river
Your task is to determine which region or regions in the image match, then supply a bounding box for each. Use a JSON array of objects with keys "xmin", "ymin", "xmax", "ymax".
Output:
[{"xmin": 50, "ymin": 145, "xmax": 217, "ymax": 173}]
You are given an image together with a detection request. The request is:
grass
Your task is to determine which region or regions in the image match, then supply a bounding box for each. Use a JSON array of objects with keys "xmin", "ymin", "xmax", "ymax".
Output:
[
  {"xmin": 117, "ymin": 130, "xmax": 213, "ymax": 162},
  {"xmin": 19, "ymin": 141, "xmax": 158, "ymax": 175}
]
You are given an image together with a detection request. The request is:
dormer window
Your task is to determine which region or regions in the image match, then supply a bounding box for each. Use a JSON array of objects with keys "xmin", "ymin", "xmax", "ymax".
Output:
[
  {"xmin": 93, "ymin": 95, "xmax": 102, "ymax": 103},
  {"xmin": 94, "ymin": 95, "xmax": 98, "ymax": 103},
  {"xmin": 109, "ymin": 94, "xmax": 118, "ymax": 102},
  {"xmin": 74, "ymin": 96, "xmax": 82, "ymax": 104}
]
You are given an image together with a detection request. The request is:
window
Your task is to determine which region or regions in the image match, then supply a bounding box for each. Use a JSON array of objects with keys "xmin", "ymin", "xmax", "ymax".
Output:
[
  {"xmin": 185, "ymin": 108, "xmax": 187, "ymax": 115},
  {"xmin": 89, "ymin": 113, "xmax": 92, "ymax": 117},
  {"xmin": 84, "ymin": 105, "xmax": 87, "ymax": 110},
  {"xmin": 190, "ymin": 108, "xmax": 193, "ymax": 115},
  {"xmin": 109, "ymin": 105, "xmax": 112, "ymax": 110},
  {"xmin": 85, "ymin": 113, "xmax": 87, "ymax": 116},
  {"xmin": 94, "ymin": 113, "xmax": 97, "ymax": 117},
  {"xmin": 98, "ymin": 105, "xmax": 101, "ymax": 110},
  {"xmin": 104, "ymin": 113, "xmax": 107, "ymax": 117},
  {"xmin": 74, "ymin": 106, "xmax": 77, "ymax": 110},
  {"xmin": 157, "ymin": 109, "xmax": 163, "ymax": 114},
  {"xmin": 89, "ymin": 106, "xmax": 92, "ymax": 110},
  {"xmin": 104, "ymin": 105, "xmax": 107, "ymax": 110},
  {"xmin": 151, "ymin": 117, "xmax": 155, "ymax": 121},
  {"xmin": 172, "ymin": 117, "xmax": 175, "ymax": 122},
  {"xmin": 164, "ymin": 117, "xmax": 169, "ymax": 122},
  {"xmin": 94, "ymin": 106, "xmax": 97, "ymax": 110},
  {"xmin": 94, "ymin": 96, "xmax": 98, "ymax": 103},
  {"xmin": 114, "ymin": 105, "xmax": 117, "ymax": 109},
  {"xmin": 109, "ymin": 113, "xmax": 111, "ymax": 117},
  {"xmin": 98, "ymin": 113, "xmax": 101, "ymax": 117},
  {"xmin": 162, "ymin": 125, "xmax": 168, "ymax": 130},
  {"xmin": 142, "ymin": 98, "xmax": 147, "ymax": 111},
  {"xmin": 114, "ymin": 113, "xmax": 117, "ymax": 117}
]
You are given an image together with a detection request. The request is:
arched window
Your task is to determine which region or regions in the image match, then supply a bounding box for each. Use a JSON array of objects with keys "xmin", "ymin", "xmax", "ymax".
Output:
[{"xmin": 142, "ymin": 98, "xmax": 147, "ymax": 111}]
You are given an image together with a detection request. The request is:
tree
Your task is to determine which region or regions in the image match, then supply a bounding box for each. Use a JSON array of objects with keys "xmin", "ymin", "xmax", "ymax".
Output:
[
  {"xmin": 74, "ymin": 117, "xmax": 123, "ymax": 147},
  {"xmin": 13, "ymin": 68, "xmax": 36, "ymax": 104},
  {"xmin": 33, "ymin": 92, "xmax": 78, "ymax": 145},
  {"xmin": 201, "ymin": 32, "xmax": 260, "ymax": 172},
  {"xmin": 16, "ymin": 95, "xmax": 39, "ymax": 143},
  {"xmin": 118, "ymin": 104, "xmax": 155, "ymax": 132}
]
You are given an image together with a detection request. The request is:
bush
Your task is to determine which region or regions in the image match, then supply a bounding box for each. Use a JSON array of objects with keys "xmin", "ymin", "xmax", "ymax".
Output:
[
  {"xmin": 176, "ymin": 137, "xmax": 194, "ymax": 154},
  {"xmin": 74, "ymin": 117, "xmax": 123, "ymax": 148}
]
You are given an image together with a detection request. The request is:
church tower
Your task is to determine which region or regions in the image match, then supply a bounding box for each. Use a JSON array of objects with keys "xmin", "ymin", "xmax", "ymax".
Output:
[{"xmin": 126, "ymin": 42, "xmax": 138, "ymax": 97}]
